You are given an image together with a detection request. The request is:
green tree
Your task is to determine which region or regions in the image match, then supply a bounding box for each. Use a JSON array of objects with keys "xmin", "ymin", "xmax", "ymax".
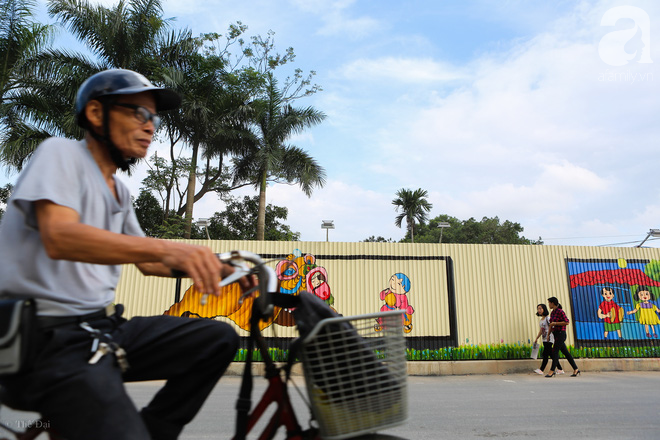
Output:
[
  {"xmin": 207, "ymin": 195, "xmax": 300, "ymax": 241},
  {"xmin": 412, "ymin": 214, "xmax": 542, "ymax": 245},
  {"xmin": 0, "ymin": 182, "xmax": 12, "ymax": 221},
  {"xmin": 0, "ymin": 0, "xmax": 193, "ymax": 170},
  {"xmin": 0, "ymin": 0, "xmax": 52, "ymax": 167},
  {"xmin": 232, "ymin": 71, "xmax": 326, "ymax": 241},
  {"xmin": 161, "ymin": 32, "xmax": 257, "ymax": 237},
  {"xmin": 140, "ymin": 152, "xmax": 191, "ymax": 219},
  {"xmin": 362, "ymin": 235, "xmax": 395, "ymax": 243},
  {"xmin": 392, "ymin": 188, "xmax": 433, "ymax": 243},
  {"xmin": 132, "ymin": 189, "xmax": 163, "ymax": 237},
  {"xmin": 231, "ymin": 33, "xmax": 325, "ymax": 241},
  {"xmin": 0, "ymin": 0, "xmax": 51, "ymax": 97}
]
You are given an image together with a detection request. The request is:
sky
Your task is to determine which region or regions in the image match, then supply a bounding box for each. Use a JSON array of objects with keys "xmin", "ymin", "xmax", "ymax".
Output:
[{"xmin": 20, "ymin": 0, "xmax": 660, "ymax": 246}]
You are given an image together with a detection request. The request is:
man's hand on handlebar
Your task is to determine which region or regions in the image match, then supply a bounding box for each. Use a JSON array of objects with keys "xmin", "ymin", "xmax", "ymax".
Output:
[{"xmin": 161, "ymin": 243, "xmax": 256, "ymax": 297}]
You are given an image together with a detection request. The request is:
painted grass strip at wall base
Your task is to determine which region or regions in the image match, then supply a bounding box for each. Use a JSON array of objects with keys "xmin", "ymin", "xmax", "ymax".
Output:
[{"xmin": 233, "ymin": 344, "xmax": 660, "ymax": 362}]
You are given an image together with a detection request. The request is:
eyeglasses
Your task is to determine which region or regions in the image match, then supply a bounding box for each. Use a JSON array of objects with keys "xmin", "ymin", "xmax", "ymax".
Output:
[{"xmin": 113, "ymin": 103, "xmax": 161, "ymax": 129}]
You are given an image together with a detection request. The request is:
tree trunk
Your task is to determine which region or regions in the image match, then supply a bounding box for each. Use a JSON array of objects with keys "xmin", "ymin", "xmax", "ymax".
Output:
[
  {"xmin": 409, "ymin": 216, "xmax": 415, "ymax": 243},
  {"xmin": 257, "ymin": 170, "xmax": 267, "ymax": 241},
  {"xmin": 184, "ymin": 142, "xmax": 199, "ymax": 239}
]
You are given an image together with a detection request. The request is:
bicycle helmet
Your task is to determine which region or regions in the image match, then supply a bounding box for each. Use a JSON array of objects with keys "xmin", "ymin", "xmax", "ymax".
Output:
[{"xmin": 75, "ymin": 69, "xmax": 181, "ymax": 170}]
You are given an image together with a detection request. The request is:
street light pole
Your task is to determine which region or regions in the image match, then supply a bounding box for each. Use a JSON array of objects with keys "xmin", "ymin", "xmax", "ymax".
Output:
[
  {"xmin": 321, "ymin": 220, "xmax": 335, "ymax": 242},
  {"xmin": 637, "ymin": 228, "xmax": 660, "ymax": 247},
  {"xmin": 195, "ymin": 218, "xmax": 211, "ymax": 240},
  {"xmin": 438, "ymin": 222, "xmax": 450, "ymax": 243}
]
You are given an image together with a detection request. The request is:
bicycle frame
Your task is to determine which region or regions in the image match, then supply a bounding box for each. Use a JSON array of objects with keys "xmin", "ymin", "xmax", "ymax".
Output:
[
  {"xmin": 223, "ymin": 251, "xmax": 320, "ymax": 440},
  {"xmin": 233, "ymin": 366, "xmax": 319, "ymax": 440}
]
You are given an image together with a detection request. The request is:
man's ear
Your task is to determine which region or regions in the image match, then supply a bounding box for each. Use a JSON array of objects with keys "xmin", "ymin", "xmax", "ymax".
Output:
[{"xmin": 84, "ymin": 100, "xmax": 104, "ymax": 130}]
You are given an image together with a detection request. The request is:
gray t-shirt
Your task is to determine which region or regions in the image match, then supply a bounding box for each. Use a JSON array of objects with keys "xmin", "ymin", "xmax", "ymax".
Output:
[{"xmin": 0, "ymin": 138, "xmax": 144, "ymax": 316}]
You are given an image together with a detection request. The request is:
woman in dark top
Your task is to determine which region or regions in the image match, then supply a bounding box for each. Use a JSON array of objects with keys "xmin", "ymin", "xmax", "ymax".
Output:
[{"xmin": 546, "ymin": 296, "xmax": 581, "ymax": 377}]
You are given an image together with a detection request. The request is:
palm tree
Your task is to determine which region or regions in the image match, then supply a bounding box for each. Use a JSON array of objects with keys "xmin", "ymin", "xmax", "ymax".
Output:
[
  {"xmin": 0, "ymin": 0, "xmax": 191, "ymax": 170},
  {"xmin": 162, "ymin": 47, "xmax": 257, "ymax": 237},
  {"xmin": 0, "ymin": 0, "xmax": 51, "ymax": 96},
  {"xmin": 392, "ymin": 188, "xmax": 433, "ymax": 243},
  {"xmin": 232, "ymin": 72, "xmax": 326, "ymax": 240},
  {"xmin": 0, "ymin": 0, "xmax": 53, "ymax": 168}
]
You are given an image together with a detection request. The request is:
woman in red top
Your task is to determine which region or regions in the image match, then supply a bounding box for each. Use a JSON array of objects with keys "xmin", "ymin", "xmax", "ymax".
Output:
[{"xmin": 546, "ymin": 297, "xmax": 581, "ymax": 377}]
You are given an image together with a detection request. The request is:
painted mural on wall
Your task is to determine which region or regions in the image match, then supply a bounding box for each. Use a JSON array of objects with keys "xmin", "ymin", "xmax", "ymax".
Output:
[
  {"xmin": 375, "ymin": 273, "xmax": 415, "ymax": 334},
  {"xmin": 164, "ymin": 249, "xmax": 335, "ymax": 330},
  {"xmin": 567, "ymin": 258, "xmax": 660, "ymax": 342}
]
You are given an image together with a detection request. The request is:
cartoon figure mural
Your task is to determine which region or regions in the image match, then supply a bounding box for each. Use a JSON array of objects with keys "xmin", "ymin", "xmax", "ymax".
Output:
[
  {"xmin": 306, "ymin": 266, "xmax": 333, "ymax": 306},
  {"xmin": 626, "ymin": 286, "xmax": 660, "ymax": 338},
  {"xmin": 164, "ymin": 249, "xmax": 334, "ymax": 330},
  {"xmin": 567, "ymin": 258, "xmax": 660, "ymax": 342},
  {"xmin": 597, "ymin": 287, "xmax": 623, "ymax": 339},
  {"xmin": 376, "ymin": 273, "xmax": 414, "ymax": 333}
]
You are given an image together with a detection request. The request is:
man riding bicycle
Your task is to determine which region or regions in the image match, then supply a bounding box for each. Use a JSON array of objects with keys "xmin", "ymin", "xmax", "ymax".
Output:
[{"xmin": 0, "ymin": 69, "xmax": 253, "ymax": 440}]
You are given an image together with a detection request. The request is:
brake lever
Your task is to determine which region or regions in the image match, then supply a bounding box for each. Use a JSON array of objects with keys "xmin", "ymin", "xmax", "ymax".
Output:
[{"xmin": 200, "ymin": 260, "xmax": 252, "ymax": 305}]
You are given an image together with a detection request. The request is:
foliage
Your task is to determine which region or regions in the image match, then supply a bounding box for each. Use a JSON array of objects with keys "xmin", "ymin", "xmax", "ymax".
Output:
[
  {"xmin": 410, "ymin": 214, "xmax": 543, "ymax": 245},
  {"xmin": 133, "ymin": 192, "xmax": 298, "ymax": 240},
  {"xmin": 156, "ymin": 214, "xmax": 193, "ymax": 239},
  {"xmin": 140, "ymin": 152, "xmax": 192, "ymax": 218},
  {"xmin": 0, "ymin": 182, "xmax": 12, "ymax": 221},
  {"xmin": 362, "ymin": 235, "xmax": 395, "ymax": 243},
  {"xmin": 133, "ymin": 189, "xmax": 163, "ymax": 237},
  {"xmin": 231, "ymin": 69, "xmax": 326, "ymax": 240},
  {"xmin": 161, "ymin": 31, "xmax": 258, "ymax": 237},
  {"xmin": 0, "ymin": 1, "xmax": 326, "ymax": 240},
  {"xmin": 0, "ymin": 0, "xmax": 53, "ymax": 168},
  {"xmin": 207, "ymin": 195, "xmax": 300, "ymax": 241},
  {"xmin": 392, "ymin": 188, "xmax": 432, "ymax": 243}
]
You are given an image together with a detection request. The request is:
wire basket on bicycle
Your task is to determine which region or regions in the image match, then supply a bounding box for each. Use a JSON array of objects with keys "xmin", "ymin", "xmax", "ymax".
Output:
[{"xmin": 299, "ymin": 309, "xmax": 408, "ymax": 440}]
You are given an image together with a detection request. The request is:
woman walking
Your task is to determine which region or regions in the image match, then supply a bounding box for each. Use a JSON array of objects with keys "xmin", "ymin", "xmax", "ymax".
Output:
[
  {"xmin": 545, "ymin": 297, "xmax": 581, "ymax": 378},
  {"xmin": 533, "ymin": 304, "xmax": 563, "ymax": 375}
]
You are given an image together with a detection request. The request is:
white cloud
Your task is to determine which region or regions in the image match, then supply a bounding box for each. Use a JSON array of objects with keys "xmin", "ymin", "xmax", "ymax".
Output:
[
  {"xmin": 341, "ymin": 57, "xmax": 466, "ymax": 83},
  {"xmin": 289, "ymin": 0, "xmax": 382, "ymax": 38}
]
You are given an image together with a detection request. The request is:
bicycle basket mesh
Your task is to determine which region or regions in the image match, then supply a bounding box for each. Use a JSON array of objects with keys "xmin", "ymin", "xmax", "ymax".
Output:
[{"xmin": 300, "ymin": 311, "xmax": 408, "ymax": 439}]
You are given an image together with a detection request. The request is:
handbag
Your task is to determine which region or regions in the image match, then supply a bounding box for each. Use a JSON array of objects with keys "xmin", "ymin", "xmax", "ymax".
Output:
[{"xmin": 0, "ymin": 298, "xmax": 37, "ymax": 376}]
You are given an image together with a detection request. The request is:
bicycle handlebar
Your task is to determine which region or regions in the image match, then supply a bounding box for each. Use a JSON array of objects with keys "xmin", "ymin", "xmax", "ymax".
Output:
[{"xmin": 214, "ymin": 251, "xmax": 278, "ymax": 319}]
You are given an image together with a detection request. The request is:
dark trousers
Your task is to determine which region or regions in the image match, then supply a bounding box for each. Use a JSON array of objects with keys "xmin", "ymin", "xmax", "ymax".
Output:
[
  {"xmin": 550, "ymin": 330, "xmax": 578, "ymax": 372},
  {"xmin": 3, "ymin": 313, "xmax": 239, "ymax": 440},
  {"xmin": 539, "ymin": 341, "xmax": 562, "ymax": 371}
]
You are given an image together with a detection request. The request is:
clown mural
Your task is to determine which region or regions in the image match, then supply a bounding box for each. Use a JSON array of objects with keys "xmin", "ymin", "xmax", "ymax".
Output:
[
  {"xmin": 306, "ymin": 266, "xmax": 333, "ymax": 306},
  {"xmin": 376, "ymin": 273, "xmax": 415, "ymax": 333},
  {"xmin": 274, "ymin": 250, "xmax": 335, "ymax": 322}
]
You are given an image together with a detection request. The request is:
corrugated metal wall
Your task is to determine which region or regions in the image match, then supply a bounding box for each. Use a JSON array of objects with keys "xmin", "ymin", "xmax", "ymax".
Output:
[{"xmin": 115, "ymin": 241, "xmax": 660, "ymax": 347}]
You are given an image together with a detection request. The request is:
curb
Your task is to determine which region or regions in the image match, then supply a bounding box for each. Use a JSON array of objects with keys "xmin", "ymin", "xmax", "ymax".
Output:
[{"xmin": 225, "ymin": 358, "xmax": 660, "ymax": 377}]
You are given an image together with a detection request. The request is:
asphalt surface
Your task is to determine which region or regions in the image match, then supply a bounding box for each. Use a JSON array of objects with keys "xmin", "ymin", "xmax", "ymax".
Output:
[{"xmin": 2, "ymin": 371, "xmax": 659, "ymax": 439}]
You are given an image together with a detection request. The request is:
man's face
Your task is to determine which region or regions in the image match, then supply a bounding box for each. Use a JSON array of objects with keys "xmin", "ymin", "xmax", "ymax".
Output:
[{"xmin": 109, "ymin": 92, "xmax": 157, "ymax": 160}]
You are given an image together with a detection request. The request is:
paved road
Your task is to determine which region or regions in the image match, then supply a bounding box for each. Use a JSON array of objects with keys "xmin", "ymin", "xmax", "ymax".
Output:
[{"xmin": 3, "ymin": 371, "xmax": 659, "ymax": 439}]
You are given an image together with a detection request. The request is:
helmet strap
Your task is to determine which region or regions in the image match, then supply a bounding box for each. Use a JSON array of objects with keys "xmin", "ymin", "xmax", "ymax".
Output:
[{"xmin": 88, "ymin": 99, "xmax": 136, "ymax": 172}]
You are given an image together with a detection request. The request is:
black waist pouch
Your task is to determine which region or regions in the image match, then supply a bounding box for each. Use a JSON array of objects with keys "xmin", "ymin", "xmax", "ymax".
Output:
[{"xmin": 0, "ymin": 299, "xmax": 37, "ymax": 376}]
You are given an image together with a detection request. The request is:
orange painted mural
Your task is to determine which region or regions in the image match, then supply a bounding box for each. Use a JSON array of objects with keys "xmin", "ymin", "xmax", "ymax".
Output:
[{"xmin": 164, "ymin": 249, "xmax": 334, "ymax": 331}]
